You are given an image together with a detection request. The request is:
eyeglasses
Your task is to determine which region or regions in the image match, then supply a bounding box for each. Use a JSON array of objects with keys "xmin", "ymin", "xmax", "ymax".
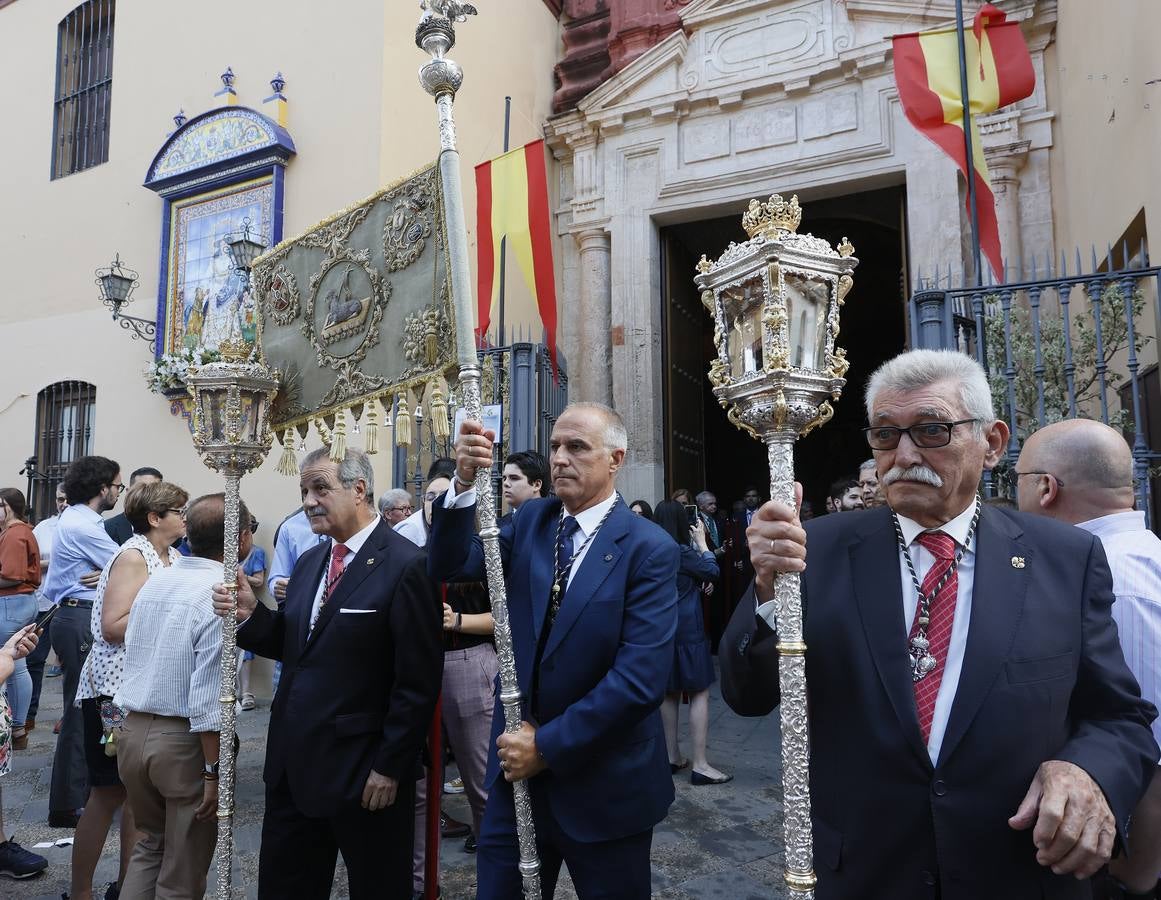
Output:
[
  {"xmin": 388, "ymin": 506, "xmax": 413, "ymax": 513},
  {"xmin": 165, "ymin": 508, "xmax": 186, "ymax": 517},
  {"xmin": 109, "ymin": 482, "xmax": 125, "ymax": 492},
  {"xmin": 863, "ymin": 419, "xmax": 979, "ymax": 451},
  {"xmin": 1001, "ymin": 470, "xmax": 1064, "ymax": 490}
]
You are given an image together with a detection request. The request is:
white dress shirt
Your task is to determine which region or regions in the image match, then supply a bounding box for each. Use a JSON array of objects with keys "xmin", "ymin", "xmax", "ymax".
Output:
[
  {"xmin": 756, "ymin": 501, "xmax": 978, "ymax": 764},
  {"xmin": 1077, "ymin": 510, "xmax": 1161, "ymax": 760},
  {"xmin": 393, "ymin": 508, "xmax": 428, "ymax": 548},
  {"xmin": 114, "ymin": 556, "xmax": 224, "ymax": 733},
  {"xmin": 444, "ymin": 485, "xmax": 618, "ymax": 589},
  {"xmin": 308, "ymin": 516, "xmax": 380, "ymax": 630}
]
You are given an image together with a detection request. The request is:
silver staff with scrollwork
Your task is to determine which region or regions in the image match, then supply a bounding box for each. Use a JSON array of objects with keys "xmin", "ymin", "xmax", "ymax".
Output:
[
  {"xmin": 695, "ymin": 195, "xmax": 858, "ymax": 898},
  {"xmin": 415, "ymin": 4, "xmax": 542, "ymax": 899},
  {"xmin": 184, "ymin": 338, "xmax": 279, "ymax": 900}
]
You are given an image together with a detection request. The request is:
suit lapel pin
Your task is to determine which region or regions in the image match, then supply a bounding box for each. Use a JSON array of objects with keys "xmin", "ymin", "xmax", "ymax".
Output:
[
  {"xmin": 1010, "ymin": 556, "xmax": 1025, "ymax": 569},
  {"xmin": 366, "ymin": 558, "xmax": 375, "ymax": 566},
  {"xmin": 604, "ymin": 554, "xmax": 613, "ymax": 562}
]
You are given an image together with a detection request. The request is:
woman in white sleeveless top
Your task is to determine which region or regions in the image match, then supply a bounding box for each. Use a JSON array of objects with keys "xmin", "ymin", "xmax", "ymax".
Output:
[{"xmin": 72, "ymin": 482, "xmax": 188, "ymax": 900}]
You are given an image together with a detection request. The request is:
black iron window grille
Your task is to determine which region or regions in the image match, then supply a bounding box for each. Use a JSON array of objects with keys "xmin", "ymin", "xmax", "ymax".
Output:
[
  {"xmin": 32, "ymin": 381, "xmax": 96, "ymax": 519},
  {"xmin": 51, "ymin": 0, "xmax": 115, "ymax": 180}
]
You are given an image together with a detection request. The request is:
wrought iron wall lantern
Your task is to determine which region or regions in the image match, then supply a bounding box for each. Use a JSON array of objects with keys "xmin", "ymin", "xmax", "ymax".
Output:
[
  {"xmin": 225, "ymin": 217, "xmax": 266, "ymax": 276},
  {"xmin": 96, "ymin": 253, "xmax": 156, "ymax": 352}
]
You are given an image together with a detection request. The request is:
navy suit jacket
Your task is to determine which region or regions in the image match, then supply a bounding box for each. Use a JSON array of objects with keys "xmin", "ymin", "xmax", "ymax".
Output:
[
  {"xmin": 238, "ymin": 519, "xmax": 443, "ymax": 818},
  {"xmin": 428, "ymin": 494, "xmax": 679, "ymax": 843},
  {"xmin": 720, "ymin": 505, "xmax": 1159, "ymax": 900}
]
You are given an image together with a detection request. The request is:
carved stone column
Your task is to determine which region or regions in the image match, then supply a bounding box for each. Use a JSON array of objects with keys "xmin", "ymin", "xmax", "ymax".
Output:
[
  {"xmin": 985, "ymin": 144, "xmax": 1029, "ymax": 276},
  {"xmin": 573, "ymin": 226, "xmax": 613, "ymax": 405}
]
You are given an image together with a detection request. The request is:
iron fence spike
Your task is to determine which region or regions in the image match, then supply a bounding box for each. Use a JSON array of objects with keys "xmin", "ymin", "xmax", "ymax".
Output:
[
  {"xmin": 1122, "ymin": 239, "xmax": 1130, "ymax": 271},
  {"xmin": 1030, "ymin": 254, "xmax": 1037, "ymax": 280},
  {"xmin": 1075, "ymin": 247, "xmax": 1083, "ymax": 276}
]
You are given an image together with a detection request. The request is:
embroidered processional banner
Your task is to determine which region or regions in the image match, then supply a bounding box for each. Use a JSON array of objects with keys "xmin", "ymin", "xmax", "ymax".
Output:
[{"xmin": 252, "ymin": 163, "xmax": 457, "ymax": 446}]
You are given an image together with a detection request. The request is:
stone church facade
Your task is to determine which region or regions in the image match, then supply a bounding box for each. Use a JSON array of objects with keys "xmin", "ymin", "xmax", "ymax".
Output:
[{"xmin": 544, "ymin": 0, "xmax": 1059, "ymax": 502}]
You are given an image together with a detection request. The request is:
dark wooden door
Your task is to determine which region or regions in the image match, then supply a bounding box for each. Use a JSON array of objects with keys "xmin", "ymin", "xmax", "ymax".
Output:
[{"xmin": 662, "ymin": 234, "xmax": 707, "ymax": 498}]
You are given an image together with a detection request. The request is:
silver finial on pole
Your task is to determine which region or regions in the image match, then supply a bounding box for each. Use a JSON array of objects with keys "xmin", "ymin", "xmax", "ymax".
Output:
[{"xmin": 415, "ymin": 5, "xmax": 542, "ymax": 899}]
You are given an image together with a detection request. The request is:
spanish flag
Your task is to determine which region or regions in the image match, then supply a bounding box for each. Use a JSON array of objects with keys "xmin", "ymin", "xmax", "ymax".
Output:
[
  {"xmin": 475, "ymin": 139, "xmax": 559, "ymax": 379},
  {"xmin": 892, "ymin": 4, "xmax": 1034, "ymax": 280}
]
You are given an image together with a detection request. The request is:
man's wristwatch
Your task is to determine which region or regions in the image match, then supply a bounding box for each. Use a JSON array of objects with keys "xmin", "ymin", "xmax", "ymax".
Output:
[{"xmin": 203, "ymin": 760, "xmax": 220, "ymax": 779}]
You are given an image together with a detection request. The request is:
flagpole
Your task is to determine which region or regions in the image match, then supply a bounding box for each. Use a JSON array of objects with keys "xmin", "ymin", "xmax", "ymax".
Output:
[
  {"xmin": 497, "ymin": 95, "xmax": 511, "ymax": 345},
  {"xmin": 955, "ymin": 0, "xmax": 985, "ymax": 286}
]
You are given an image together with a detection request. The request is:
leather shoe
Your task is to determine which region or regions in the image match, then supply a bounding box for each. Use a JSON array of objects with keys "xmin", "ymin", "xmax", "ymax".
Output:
[
  {"xmin": 464, "ymin": 833, "xmax": 477, "ymax": 854},
  {"xmin": 440, "ymin": 811, "xmax": 469, "ymax": 839},
  {"xmin": 48, "ymin": 809, "xmax": 81, "ymax": 828},
  {"xmin": 690, "ymin": 770, "xmax": 733, "ymax": 786}
]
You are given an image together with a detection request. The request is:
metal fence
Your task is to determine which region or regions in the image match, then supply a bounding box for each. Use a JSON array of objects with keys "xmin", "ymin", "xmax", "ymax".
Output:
[
  {"xmin": 392, "ymin": 342, "xmax": 568, "ymax": 506},
  {"xmin": 910, "ymin": 247, "xmax": 1161, "ymax": 528}
]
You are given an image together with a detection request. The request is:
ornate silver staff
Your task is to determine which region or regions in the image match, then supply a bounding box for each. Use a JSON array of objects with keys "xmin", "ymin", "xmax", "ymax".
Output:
[
  {"xmin": 415, "ymin": 3, "xmax": 542, "ymax": 898},
  {"xmin": 185, "ymin": 338, "xmax": 279, "ymax": 899},
  {"xmin": 695, "ymin": 195, "xmax": 857, "ymax": 898}
]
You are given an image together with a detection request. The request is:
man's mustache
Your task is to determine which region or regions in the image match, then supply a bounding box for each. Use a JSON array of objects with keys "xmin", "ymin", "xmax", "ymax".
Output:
[
  {"xmin": 306, "ymin": 506, "xmax": 327, "ymax": 517},
  {"xmin": 882, "ymin": 465, "xmax": 943, "ymax": 488}
]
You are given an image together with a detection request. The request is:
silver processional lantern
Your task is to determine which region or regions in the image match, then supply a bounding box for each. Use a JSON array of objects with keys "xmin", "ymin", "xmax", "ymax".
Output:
[
  {"xmin": 185, "ymin": 336, "xmax": 278, "ymax": 896},
  {"xmin": 695, "ymin": 194, "xmax": 857, "ymax": 898}
]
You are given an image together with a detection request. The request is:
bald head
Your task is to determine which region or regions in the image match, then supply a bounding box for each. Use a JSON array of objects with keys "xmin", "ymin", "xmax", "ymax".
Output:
[{"xmin": 1016, "ymin": 419, "xmax": 1135, "ymax": 522}]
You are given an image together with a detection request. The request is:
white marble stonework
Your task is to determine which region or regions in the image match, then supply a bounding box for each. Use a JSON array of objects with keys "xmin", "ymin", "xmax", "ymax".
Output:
[{"xmin": 546, "ymin": 0, "xmax": 1059, "ymax": 502}]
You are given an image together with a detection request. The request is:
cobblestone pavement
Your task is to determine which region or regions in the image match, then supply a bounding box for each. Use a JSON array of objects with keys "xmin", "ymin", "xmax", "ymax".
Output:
[{"xmin": 5, "ymin": 666, "xmax": 790, "ymax": 899}]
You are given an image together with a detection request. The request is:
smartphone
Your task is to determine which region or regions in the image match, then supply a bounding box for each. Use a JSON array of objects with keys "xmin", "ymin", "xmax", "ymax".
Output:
[
  {"xmin": 34, "ymin": 605, "xmax": 59, "ymax": 633},
  {"xmin": 685, "ymin": 504, "xmax": 699, "ymax": 526}
]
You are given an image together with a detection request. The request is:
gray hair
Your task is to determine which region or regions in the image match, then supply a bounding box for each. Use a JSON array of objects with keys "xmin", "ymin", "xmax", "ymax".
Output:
[
  {"xmin": 695, "ymin": 490, "xmax": 716, "ymax": 506},
  {"xmin": 565, "ymin": 401, "xmax": 628, "ymax": 452},
  {"xmin": 378, "ymin": 488, "xmax": 412, "ymax": 515},
  {"xmin": 858, "ymin": 458, "xmax": 877, "ymax": 473},
  {"xmin": 301, "ymin": 447, "xmax": 375, "ymax": 504},
  {"xmin": 865, "ymin": 350, "xmax": 994, "ymax": 426}
]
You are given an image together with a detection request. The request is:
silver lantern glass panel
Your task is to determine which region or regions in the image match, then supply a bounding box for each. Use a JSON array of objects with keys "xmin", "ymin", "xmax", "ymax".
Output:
[
  {"xmin": 696, "ymin": 194, "xmax": 857, "ymax": 898},
  {"xmin": 184, "ymin": 343, "xmax": 279, "ymax": 900}
]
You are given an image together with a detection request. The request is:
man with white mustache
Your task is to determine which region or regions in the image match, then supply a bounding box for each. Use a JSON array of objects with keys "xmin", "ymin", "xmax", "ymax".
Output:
[{"xmin": 719, "ymin": 349, "xmax": 1157, "ymax": 900}]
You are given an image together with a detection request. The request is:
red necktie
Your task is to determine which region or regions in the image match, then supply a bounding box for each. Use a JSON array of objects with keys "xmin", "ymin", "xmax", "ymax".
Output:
[
  {"xmin": 319, "ymin": 543, "xmax": 349, "ymax": 612},
  {"xmin": 909, "ymin": 531, "xmax": 958, "ymax": 744}
]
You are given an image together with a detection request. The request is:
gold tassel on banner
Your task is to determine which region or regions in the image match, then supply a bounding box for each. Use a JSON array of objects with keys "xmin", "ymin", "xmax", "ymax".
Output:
[
  {"xmin": 330, "ymin": 409, "xmax": 348, "ymax": 463},
  {"xmin": 364, "ymin": 399, "xmax": 381, "ymax": 454},
  {"xmin": 316, "ymin": 416, "xmax": 333, "ymax": 449},
  {"xmin": 276, "ymin": 428, "xmax": 299, "ymax": 476},
  {"xmin": 395, "ymin": 396, "xmax": 412, "ymax": 447},
  {"xmin": 429, "ymin": 380, "xmax": 450, "ymax": 441}
]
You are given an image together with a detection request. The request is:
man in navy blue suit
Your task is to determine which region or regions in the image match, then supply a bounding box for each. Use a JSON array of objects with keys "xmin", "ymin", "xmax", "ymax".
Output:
[
  {"xmin": 720, "ymin": 349, "xmax": 1158, "ymax": 900},
  {"xmin": 427, "ymin": 401, "xmax": 678, "ymax": 899}
]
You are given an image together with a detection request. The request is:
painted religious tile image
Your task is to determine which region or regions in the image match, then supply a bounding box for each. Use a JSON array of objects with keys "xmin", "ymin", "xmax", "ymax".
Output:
[{"xmin": 163, "ymin": 177, "xmax": 274, "ymax": 354}]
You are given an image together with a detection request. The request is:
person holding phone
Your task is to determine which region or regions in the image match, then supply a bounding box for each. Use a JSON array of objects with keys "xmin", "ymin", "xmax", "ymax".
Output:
[
  {"xmin": 0, "ymin": 623, "xmax": 49, "ymax": 879},
  {"xmin": 653, "ymin": 500, "xmax": 731, "ymax": 785}
]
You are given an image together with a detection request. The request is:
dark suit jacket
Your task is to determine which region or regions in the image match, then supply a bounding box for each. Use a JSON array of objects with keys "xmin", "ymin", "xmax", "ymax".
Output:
[
  {"xmin": 428, "ymin": 494, "xmax": 679, "ymax": 843},
  {"xmin": 104, "ymin": 513, "xmax": 133, "ymax": 546},
  {"xmin": 720, "ymin": 505, "xmax": 1158, "ymax": 900},
  {"xmin": 237, "ymin": 519, "xmax": 443, "ymax": 819}
]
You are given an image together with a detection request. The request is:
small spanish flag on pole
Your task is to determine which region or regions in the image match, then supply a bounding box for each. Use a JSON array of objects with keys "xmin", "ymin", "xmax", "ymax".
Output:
[
  {"xmin": 475, "ymin": 139, "xmax": 559, "ymax": 380},
  {"xmin": 892, "ymin": 2, "xmax": 1034, "ymax": 282}
]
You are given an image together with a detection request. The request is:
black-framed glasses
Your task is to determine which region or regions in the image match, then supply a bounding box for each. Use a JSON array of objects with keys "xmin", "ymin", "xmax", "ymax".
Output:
[
  {"xmin": 863, "ymin": 419, "xmax": 979, "ymax": 450},
  {"xmin": 109, "ymin": 482, "xmax": 125, "ymax": 492},
  {"xmin": 1000, "ymin": 469, "xmax": 1064, "ymax": 490},
  {"xmin": 388, "ymin": 505, "xmax": 413, "ymax": 513}
]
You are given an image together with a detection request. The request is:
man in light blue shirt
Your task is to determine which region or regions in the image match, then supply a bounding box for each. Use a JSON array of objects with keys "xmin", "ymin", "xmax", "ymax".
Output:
[
  {"xmin": 44, "ymin": 455, "xmax": 123, "ymax": 827},
  {"xmin": 1017, "ymin": 419, "xmax": 1161, "ymax": 898}
]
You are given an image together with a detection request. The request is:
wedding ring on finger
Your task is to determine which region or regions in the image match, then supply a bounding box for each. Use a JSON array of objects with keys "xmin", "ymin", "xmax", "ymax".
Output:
[{"xmin": 770, "ymin": 539, "xmax": 776, "ymax": 551}]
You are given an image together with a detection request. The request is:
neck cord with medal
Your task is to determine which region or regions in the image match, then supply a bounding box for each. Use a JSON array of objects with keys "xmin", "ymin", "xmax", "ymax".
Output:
[
  {"xmin": 892, "ymin": 496, "xmax": 981, "ymax": 683},
  {"xmin": 548, "ymin": 494, "xmax": 621, "ymax": 622}
]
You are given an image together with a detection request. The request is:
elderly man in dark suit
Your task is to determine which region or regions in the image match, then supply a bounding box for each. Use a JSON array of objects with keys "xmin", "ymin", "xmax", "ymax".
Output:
[
  {"xmin": 428, "ymin": 401, "xmax": 678, "ymax": 900},
  {"xmin": 720, "ymin": 349, "xmax": 1158, "ymax": 900},
  {"xmin": 214, "ymin": 447, "xmax": 443, "ymax": 900}
]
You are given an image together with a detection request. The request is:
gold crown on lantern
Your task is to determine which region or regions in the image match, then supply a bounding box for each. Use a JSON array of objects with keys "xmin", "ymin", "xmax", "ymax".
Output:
[
  {"xmin": 217, "ymin": 338, "xmax": 252, "ymax": 362},
  {"xmin": 741, "ymin": 193, "xmax": 802, "ymax": 239}
]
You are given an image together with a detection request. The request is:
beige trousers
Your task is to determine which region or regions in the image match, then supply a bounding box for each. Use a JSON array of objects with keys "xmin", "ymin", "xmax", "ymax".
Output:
[{"xmin": 116, "ymin": 712, "xmax": 217, "ymax": 900}]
